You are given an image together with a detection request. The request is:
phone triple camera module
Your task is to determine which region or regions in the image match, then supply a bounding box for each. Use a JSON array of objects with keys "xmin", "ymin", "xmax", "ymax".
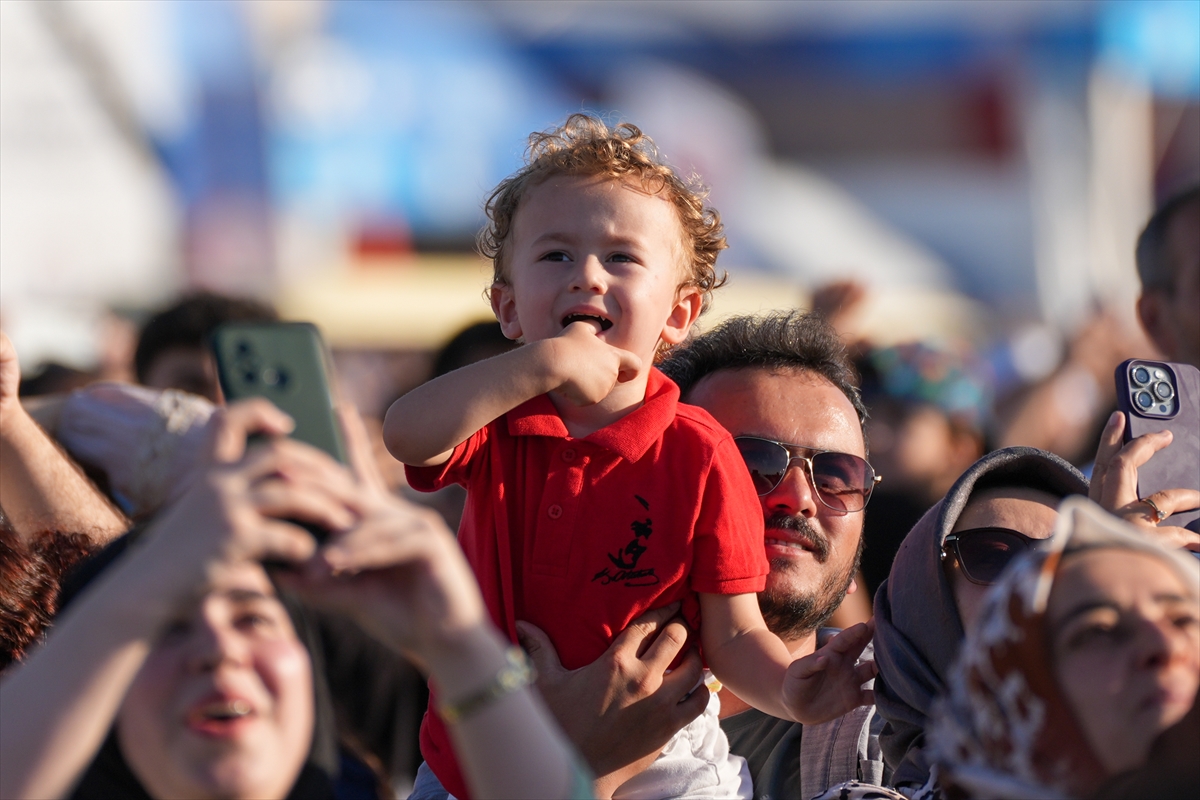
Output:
[{"xmin": 1127, "ymin": 362, "xmax": 1178, "ymax": 418}]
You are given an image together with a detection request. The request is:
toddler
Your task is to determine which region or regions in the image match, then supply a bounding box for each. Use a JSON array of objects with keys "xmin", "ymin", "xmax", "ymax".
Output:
[{"xmin": 384, "ymin": 115, "xmax": 873, "ymax": 799}]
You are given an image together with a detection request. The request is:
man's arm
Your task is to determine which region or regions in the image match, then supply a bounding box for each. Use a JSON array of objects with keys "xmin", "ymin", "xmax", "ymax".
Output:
[
  {"xmin": 0, "ymin": 332, "xmax": 127, "ymax": 543},
  {"xmin": 383, "ymin": 323, "xmax": 639, "ymax": 467},
  {"xmin": 515, "ymin": 604, "xmax": 709, "ymax": 800}
]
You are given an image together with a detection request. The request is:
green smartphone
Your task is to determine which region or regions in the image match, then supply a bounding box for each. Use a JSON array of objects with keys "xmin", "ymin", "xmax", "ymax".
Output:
[{"xmin": 210, "ymin": 321, "xmax": 347, "ymax": 464}]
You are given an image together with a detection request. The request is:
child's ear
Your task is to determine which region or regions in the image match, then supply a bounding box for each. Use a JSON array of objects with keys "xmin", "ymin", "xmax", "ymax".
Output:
[
  {"xmin": 490, "ymin": 282, "xmax": 524, "ymax": 341},
  {"xmin": 660, "ymin": 286, "xmax": 703, "ymax": 346}
]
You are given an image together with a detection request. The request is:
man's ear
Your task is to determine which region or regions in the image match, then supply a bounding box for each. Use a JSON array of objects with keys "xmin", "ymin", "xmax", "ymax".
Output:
[
  {"xmin": 1136, "ymin": 291, "xmax": 1174, "ymax": 358},
  {"xmin": 660, "ymin": 286, "xmax": 703, "ymax": 346},
  {"xmin": 490, "ymin": 282, "xmax": 523, "ymax": 341}
]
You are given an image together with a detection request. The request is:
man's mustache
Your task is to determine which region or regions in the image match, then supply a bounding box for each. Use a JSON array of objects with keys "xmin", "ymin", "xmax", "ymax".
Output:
[{"xmin": 765, "ymin": 513, "xmax": 830, "ymax": 562}]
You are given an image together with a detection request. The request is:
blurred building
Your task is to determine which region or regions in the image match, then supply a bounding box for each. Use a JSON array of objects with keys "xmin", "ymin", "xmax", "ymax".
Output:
[{"xmin": 2, "ymin": 0, "xmax": 1197, "ymax": 372}]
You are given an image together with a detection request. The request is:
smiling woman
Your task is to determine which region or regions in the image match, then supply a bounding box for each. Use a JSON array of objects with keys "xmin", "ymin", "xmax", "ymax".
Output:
[{"xmin": 0, "ymin": 400, "xmax": 585, "ymax": 800}]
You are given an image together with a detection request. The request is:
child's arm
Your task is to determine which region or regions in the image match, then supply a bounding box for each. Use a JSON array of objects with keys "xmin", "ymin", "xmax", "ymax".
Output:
[
  {"xmin": 700, "ymin": 593, "xmax": 876, "ymax": 725},
  {"xmin": 383, "ymin": 323, "xmax": 640, "ymax": 467}
]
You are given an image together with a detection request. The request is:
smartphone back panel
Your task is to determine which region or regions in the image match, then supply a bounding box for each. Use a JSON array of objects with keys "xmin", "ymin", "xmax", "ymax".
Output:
[
  {"xmin": 211, "ymin": 322, "xmax": 347, "ymax": 464},
  {"xmin": 1115, "ymin": 359, "xmax": 1200, "ymax": 532}
]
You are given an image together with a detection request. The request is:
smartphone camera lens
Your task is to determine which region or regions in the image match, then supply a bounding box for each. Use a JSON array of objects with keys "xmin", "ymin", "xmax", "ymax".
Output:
[
  {"xmin": 1153, "ymin": 381, "xmax": 1174, "ymax": 401},
  {"xmin": 1135, "ymin": 390, "xmax": 1154, "ymax": 410},
  {"xmin": 1131, "ymin": 366, "xmax": 1151, "ymax": 385},
  {"xmin": 242, "ymin": 370, "xmax": 257, "ymax": 384}
]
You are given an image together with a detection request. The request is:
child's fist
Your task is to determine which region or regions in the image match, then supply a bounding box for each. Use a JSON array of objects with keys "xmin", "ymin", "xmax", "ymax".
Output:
[
  {"xmin": 553, "ymin": 322, "xmax": 642, "ymax": 406},
  {"xmin": 781, "ymin": 620, "xmax": 876, "ymax": 725}
]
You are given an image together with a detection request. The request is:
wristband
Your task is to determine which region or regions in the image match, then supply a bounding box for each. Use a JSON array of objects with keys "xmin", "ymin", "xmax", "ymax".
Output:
[{"xmin": 437, "ymin": 646, "xmax": 536, "ymax": 724}]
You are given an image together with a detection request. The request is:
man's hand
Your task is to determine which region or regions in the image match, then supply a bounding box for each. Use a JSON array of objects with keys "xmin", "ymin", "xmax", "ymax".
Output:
[
  {"xmin": 782, "ymin": 620, "xmax": 877, "ymax": 725},
  {"xmin": 515, "ymin": 604, "xmax": 708, "ymax": 798},
  {"xmin": 1091, "ymin": 411, "xmax": 1200, "ymax": 552},
  {"xmin": 550, "ymin": 322, "xmax": 642, "ymax": 407}
]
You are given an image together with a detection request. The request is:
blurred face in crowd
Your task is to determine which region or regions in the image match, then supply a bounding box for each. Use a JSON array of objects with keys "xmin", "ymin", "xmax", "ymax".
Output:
[
  {"xmin": 1138, "ymin": 199, "xmax": 1200, "ymax": 369},
  {"xmin": 688, "ymin": 367, "xmax": 866, "ymax": 640},
  {"xmin": 142, "ymin": 347, "xmax": 222, "ymax": 404},
  {"xmin": 117, "ymin": 563, "xmax": 313, "ymax": 799},
  {"xmin": 944, "ymin": 487, "xmax": 1059, "ymax": 631},
  {"xmin": 866, "ymin": 400, "xmax": 982, "ymax": 503},
  {"xmin": 1047, "ymin": 548, "xmax": 1200, "ymax": 775}
]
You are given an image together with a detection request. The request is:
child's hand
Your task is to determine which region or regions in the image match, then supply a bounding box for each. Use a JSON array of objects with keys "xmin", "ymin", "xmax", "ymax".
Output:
[
  {"xmin": 552, "ymin": 321, "xmax": 642, "ymax": 406},
  {"xmin": 782, "ymin": 620, "xmax": 876, "ymax": 725}
]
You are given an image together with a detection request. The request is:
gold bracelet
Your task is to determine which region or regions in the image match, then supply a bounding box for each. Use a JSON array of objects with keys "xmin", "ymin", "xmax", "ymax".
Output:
[{"xmin": 437, "ymin": 646, "xmax": 536, "ymax": 724}]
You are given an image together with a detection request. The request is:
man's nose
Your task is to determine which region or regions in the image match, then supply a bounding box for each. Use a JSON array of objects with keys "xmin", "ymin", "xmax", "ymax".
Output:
[{"xmin": 761, "ymin": 462, "xmax": 820, "ymax": 519}]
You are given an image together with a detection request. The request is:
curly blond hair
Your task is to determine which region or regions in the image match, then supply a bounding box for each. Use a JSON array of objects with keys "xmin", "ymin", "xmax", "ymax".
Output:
[{"xmin": 480, "ymin": 113, "xmax": 727, "ymax": 312}]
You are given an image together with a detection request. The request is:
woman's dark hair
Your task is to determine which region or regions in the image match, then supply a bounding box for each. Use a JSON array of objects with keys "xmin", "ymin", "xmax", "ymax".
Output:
[{"xmin": 0, "ymin": 518, "xmax": 95, "ymax": 672}]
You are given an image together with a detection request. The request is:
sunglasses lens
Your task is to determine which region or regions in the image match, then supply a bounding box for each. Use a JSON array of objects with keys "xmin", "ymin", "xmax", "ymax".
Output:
[
  {"xmin": 810, "ymin": 452, "xmax": 875, "ymax": 512},
  {"xmin": 956, "ymin": 529, "xmax": 1031, "ymax": 584},
  {"xmin": 735, "ymin": 438, "xmax": 789, "ymax": 495}
]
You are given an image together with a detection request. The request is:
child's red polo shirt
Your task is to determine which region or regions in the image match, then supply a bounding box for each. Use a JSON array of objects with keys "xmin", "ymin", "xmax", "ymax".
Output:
[{"xmin": 407, "ymin": 368, "xmax": 767, "ymax": 800}]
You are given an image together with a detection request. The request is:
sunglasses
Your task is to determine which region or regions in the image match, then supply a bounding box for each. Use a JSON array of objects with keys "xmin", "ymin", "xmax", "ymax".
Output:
[
  {"xmin": 941, "ymin": 527, "xmax": 1044, "ymax": 585},
  {"xmin": 733, "ymin": 436, "xmax": 880, "ymax": 513}
]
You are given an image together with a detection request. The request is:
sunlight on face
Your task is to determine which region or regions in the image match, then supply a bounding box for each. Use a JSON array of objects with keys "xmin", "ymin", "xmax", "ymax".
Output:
[
  {"xmin": 492, "ymin": 174, "xmax": 698, "ymax": 364},
  {"xmin": 117, "ymin": 563, "xmax": 314, "ymax": 799},
  {"xmin": 1048, "ymin": 549, "xmax": 1200, "ymax": 775}
]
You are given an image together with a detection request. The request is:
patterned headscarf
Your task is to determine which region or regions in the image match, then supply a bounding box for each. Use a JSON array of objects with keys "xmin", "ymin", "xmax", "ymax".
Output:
[{"xmin": 930, "ymin": 498, "xmax": 1200, "ymax": 799}]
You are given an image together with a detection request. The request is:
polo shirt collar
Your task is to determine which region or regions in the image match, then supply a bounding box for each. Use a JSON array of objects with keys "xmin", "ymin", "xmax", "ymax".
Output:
[{"xmin": 506, "ymin": 368, "xmax": 680, "ymax": 461}]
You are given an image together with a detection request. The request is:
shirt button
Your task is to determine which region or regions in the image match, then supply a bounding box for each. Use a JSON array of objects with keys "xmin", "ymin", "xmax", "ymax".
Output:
[
  {"xmin": 561, "ymin": 448, "xmax": 576, "ymax": 462},
  {"xmin": 547, "ymin": 504, "xmax": 563, "ymax": 519}
]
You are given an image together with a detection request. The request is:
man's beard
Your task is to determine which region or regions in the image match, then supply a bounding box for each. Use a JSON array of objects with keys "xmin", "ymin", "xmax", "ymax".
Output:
[{"xmin": 758, "ymin": 513, "xmax": 862, "ymax": 640}]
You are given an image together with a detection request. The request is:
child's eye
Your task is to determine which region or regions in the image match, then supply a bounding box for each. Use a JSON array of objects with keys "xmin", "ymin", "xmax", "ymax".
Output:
[
  {"xmin": 542, "ymin": 251, "xmax": 571, "ymax": 262},
  {"xmin": 608, "ymin": 253, "xmax": 635, "ymax": 263}
]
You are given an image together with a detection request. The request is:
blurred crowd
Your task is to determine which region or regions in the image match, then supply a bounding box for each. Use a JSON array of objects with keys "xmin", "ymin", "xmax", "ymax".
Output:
[{"xmin": 0, "ymin": 112, "xmax": 1197, "ymax": 800}]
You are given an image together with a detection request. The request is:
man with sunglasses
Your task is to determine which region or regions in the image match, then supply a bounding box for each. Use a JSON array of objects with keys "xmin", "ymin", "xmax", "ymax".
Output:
[{"xmin": 520, "ymin": 311, "xmax": 885, "ymax": 799}]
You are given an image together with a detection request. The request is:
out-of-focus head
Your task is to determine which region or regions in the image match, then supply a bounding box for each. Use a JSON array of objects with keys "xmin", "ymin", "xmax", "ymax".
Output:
[
  {"xmin": 857, "ymin": 343, "xmax": 991, "ymax": 502},
  {"xmin": 664, "ymin": 311, "xmax": 870, "ymax": 639},
  {"xmin": 116, "ymin": 561, "xmax": 314, "ymax": 799},
  {"xmin": 135, "ymin": 293, "xmax": 278, "ymax": 403},
  {"xmin": 1136, "ymin": 185, "xmax": 1200, "ymax": 368},
  {"xmin": 871, "ymin": 447, "xmax": 1088, "ymax": 788},
  {"xmin": 932, "ymin": 499, "xmax": 1200, "ymax": 797},
  {"xmin": 430, "ymin": 320, "xmax": 519, "ymax": 379},
  {"xmin": 58, "ymin": 534, "xmax": 338, "ymax": 799},
  {"xmin": 481, "ymin": 113, "xmax": 727, "ymax": 314}
]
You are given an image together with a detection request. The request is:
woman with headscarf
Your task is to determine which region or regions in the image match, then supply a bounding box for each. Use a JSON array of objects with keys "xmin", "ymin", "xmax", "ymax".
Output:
[
  {"xmin": 871, "ymin": 446, "xmax": 1090, "ymax": 793},
  {"xmin": 0, "ymin": 400, "xmax": 588, "ymax": 800},
  {"xmin": 929, "ymin": 497, "xmax": 1200, "ymax": 799}
]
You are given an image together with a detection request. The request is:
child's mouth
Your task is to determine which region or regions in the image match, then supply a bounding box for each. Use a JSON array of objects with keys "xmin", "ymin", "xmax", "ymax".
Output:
[{"xmin": 562, "ymin": 313, "xmax": 613, "ymax": 332}]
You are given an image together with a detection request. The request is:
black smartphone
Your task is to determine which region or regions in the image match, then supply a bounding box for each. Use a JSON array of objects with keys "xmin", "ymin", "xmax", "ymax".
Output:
[
  {"xmin": 211, "ymin": 322, "xmax": 347, "ymax": 545},
  {"xmin": 1115, "ymin": 359, "xmax": 1200, "ymax": 533}
]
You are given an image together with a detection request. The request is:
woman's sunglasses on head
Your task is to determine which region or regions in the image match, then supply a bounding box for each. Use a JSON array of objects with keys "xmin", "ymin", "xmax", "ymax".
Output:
[
  {"xmin": 733, "ymin": 436, "xmax": 880, "ymax": 513},
  {"xmin": 941, "ymin": 526, "xmax": 1046, "ymax": 585}
]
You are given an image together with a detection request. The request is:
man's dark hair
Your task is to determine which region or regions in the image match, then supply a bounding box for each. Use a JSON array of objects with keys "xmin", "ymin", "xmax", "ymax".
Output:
[
  {"xmin": 1136, "ymin": 184, "xmax": 1200, "ymax": 291},
  {"xmin": 661, "ymin": 310, "xmax": 868, "ymax": 435},
  {"xmin": 134, "ymin": 292, "xmax": 278, "ymax": 382}
]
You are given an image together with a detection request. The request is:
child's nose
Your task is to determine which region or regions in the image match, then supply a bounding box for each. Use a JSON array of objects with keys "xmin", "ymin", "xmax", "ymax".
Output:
[{"xmin": 571, "ymin": 256, "xmax": 608, "ymax": 293}]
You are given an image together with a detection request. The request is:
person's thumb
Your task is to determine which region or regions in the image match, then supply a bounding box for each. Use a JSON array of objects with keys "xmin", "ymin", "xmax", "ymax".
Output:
[{"xmin": 515, "ymin": 620, "xmax": 564, "ymax": 675}]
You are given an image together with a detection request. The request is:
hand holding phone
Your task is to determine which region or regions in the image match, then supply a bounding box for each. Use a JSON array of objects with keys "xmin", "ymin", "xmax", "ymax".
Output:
[
  {"xmin": 211, "ymin": 322, "xmax": 348, "ymax": 543},
  {"xmin": 1094, "ymin": 359, "xmax": 1200, "ymax": 543}
]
